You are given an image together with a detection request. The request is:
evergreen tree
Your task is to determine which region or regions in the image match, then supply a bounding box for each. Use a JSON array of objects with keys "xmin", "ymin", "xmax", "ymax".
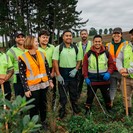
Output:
[
  {"xmin": 109, "ymin": 28, "xmax": 113, "ymax": 34},
  {"xmin": 104, "ymin": 28, "xmax": 108, "ymax": 34}
]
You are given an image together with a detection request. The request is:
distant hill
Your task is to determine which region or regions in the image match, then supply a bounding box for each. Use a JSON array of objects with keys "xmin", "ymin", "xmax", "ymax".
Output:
[
  {"xmin": 73, "ymin": 31, "xmax": 131, "ymax": 44},
  {"xmin": 102, "ymin": 31, "xmax": 131, "ymax": 44}
]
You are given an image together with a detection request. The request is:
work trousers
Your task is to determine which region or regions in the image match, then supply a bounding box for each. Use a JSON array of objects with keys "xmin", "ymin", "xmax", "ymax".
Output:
[
  {"xmin": 27, "ymin": 88, "xmax": 48, "ymax": 122},
  {"xmin": 14, "ymin": 74, "xmax": 25, "ymax": 97},
  {"xmin": 1, "ymin": 81, "xmax": 12, "ymax": 100},
  {"xmin": 77, "ymin": 69, "xmax": 84, "ymax": 98},
  {"xmin": 86, "ymin": 84, "xmax": 111, "ymax": 109},
  {"xmin": 58, "ymin": 80, "xmax": 78, "ymax": 108},
  {"xmin": 109, "ymin": 71, "xmax": 121, "ymax": 101}
]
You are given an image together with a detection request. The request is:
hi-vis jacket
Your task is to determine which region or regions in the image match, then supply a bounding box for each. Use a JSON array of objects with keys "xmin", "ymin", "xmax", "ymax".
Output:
[
  {"xmin": 7, "ymin": 46, "xmax": 27, "ymax": 83},
  {"xmin": 19, "ymin": 51, "xmax": 48, "ymax": 86},
  {"xmin": 0, "ymin": 52, "xmax": 13, "ymax": 78},
  {"xmin": 116, "ymin": 42, "xmax": 133, "ymax": 78},
  {"xmin": 106, "ymin": 41, "xmax": 128, "ymax": 70},
  {"xmin": 83, "ymin": 45, "xmax": 114, "ymax": 85},
  {"xmin": 77, "ymin": 41, "xmax": 92, "ymax": 59}
]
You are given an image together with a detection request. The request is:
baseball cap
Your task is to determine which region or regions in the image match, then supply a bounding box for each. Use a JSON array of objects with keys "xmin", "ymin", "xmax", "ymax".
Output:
[
  {"xmin": 14, "ymin": 31, "xmax": 25, "ymax": 38},
  {"xmin": 113, "ymin": 27, "xmax": 122, "ymax": 34},
  {"xmin": 129, "ymin": 29, "xmax": 133, "ymax": 34}
]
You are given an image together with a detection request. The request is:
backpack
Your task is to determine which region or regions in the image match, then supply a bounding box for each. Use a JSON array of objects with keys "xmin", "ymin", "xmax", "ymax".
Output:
[{"xmin": 59, "ymin": 43, "xmax": 78, "ymax": 56}]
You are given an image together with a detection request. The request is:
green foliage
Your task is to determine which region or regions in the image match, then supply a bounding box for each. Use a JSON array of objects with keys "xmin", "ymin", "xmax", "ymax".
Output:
[
  {"xmin": 68, "ymin": 115, "xmax": 108, "ymax": 133},
  {"xmin": 0, "ymin": 94, "xmax": 41, "ymax": 132}
]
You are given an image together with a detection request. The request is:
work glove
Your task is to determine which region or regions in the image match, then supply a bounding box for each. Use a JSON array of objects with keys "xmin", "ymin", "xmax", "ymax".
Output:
[
  {"xmin": 102, "ymin": 72, "xmax": 110, "ymax": 81},
  {"xmin": 56, "ymin": 75, "xmax": 64, "ymax": 85},
  {"xmin": 85, "ymin": 78, "xmax": 91, "ymax": 85},
  {"xmin": 69, "ymin": 68, "xmax": 78, "ymax": 78}
]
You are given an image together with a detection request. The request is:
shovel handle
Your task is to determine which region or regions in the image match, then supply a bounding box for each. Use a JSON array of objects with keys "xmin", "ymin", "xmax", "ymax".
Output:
[{"xmin": 123, "ymin": 77, "xmax": 128, "ymax": 116}]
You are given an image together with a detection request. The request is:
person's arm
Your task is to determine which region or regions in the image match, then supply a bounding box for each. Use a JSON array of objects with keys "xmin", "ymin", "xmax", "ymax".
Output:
[
  {"xmin": 45, "ymin": 59, "xmax": 52, "ymax": 80},
  {"xmin": 82, "ymin": 53, "xmax": 89, "ymax": 78},
  {"xmin": 116, "ymin": 50, "xmax": 126, "ymax": 74},
  {"xmin": 18, "ymin": 58, "xmax": 30, "ymax": 92},
  {"xmin": 53, "ymin": 60, "xmax": 60, "ymax": 76},
  {"xmin": 52, "ymin": 46, "xmax": 61, "ymax": 76},
  {"xmin": 107, "ymin": 53, "xmax": 115, "ymax": 74},
  {"xmin": 45, "ymin": 58, "xmax": 54, "ymax": 88},
  {"xmin": 76, "ymin": 61, "xmax": 81, "ymax": 70}
]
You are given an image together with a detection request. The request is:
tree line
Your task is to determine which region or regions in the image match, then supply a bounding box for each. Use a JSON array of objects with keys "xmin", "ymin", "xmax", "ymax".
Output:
[{"xmin": 0, "ymin": 0, "xmax": 88, "ymax": 47}]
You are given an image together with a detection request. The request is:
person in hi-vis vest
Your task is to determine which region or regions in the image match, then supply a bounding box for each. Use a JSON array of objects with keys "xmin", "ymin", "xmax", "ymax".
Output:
[
  {"xmin": 116, "ymin": 41, "xmax": 133, "ymax": 116},
  {"xmin": 0, "ymin": 48, "xmax": 14, "ymax": 101},
  {"xmin": 83, "ymin": 35, "xmax": 114, "ymax": 115},
  {"xmin": 7, "ymin": 31, "xmax": 26, "ymax": 97},
  {"xmin": 18, "ymin": 36, "xmax": 54, "ymax": 130},
  {"xmin": 106, "ymin": 27, "xmax": 129, "ymax": 107},
  {"xmin": 76, "ymin": 29, "xmax": 92, "ymax": 99}
]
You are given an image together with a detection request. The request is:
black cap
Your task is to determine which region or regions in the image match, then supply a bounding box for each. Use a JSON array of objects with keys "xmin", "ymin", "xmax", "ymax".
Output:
[
  {"xmin": 113, "ymin": 27, "xmax": 122, "ymax": 34},
  {"xmin": 14, "ymin": 31, "xmax": 25, "ymax": 38},
  {"xmin": 129, "ymin": 29, "xmax": 133, "ymax": 34}
]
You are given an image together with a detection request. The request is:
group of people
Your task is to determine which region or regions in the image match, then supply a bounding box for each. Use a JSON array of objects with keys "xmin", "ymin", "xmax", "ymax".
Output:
[{"xmin": 0, "ymin": 27, "xmax": 133, "ymax": 131}]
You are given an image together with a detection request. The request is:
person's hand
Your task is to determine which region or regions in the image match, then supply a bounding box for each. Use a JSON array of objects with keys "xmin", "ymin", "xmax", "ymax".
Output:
[
  {"xmin": 120, "ymin": 68, "xmax": 127, "ymax": 75},
  {"xmin": 69, "ymin": 68, "xmax": 78, "ymax": 78},
  {"xmin": 0, "ymin": 79, "xmax": 5, "ymax": 85},
  {"xmin": 25, "ymin": 90, "xmax": 32, "ymax": 98},
  {"xmin": 122, "ymin": 72, "xmax": 129, "ymax": 77},
  {"xmin": 56, "ymin": 75, "xmax": 64, "ymax": 85},
  {"xmin": 49, "ymin": 81, "xmax": 54, "ymax": 89},
  {"xmin": 50, "ymin": 72, "xmax": 55, "ymax": 78},
  {"xmin": 85, "ymin": 78, "xmax": 91, "ymax": 85},
  {"xmin": 103, "ymin": 72, "xmax": 110, "ymax": 81}
]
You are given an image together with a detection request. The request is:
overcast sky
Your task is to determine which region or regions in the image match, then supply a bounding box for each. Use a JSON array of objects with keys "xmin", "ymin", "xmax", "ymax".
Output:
[{"xmin": 76, "ymin": 0, "xmax": 133, "ymax": 32}]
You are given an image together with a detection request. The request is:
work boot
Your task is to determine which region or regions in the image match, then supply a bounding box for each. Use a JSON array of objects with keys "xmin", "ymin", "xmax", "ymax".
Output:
[
  {"xmin": 58, "ymin": 106, "xmax": 66, "ymax": 120},
  {"xmin": 106, "ymin": 105, "xmax": 113, "ymax": 114},
  {"xmin": 85, "ymin": 104, "xmax": 91, "ymax": 115},
  {"xmin": 72, "ymin": 103, "xmax": 80, "ymax": 114}
]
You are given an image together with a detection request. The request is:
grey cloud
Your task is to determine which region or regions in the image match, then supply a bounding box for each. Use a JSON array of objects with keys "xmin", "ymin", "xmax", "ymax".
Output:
[{"xmin": 77, "ymin": 0, "xmax": 133, "ymax": 31}]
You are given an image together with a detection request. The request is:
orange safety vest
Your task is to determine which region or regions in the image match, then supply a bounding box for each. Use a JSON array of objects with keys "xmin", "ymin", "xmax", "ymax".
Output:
[
  {"xmin": 106, "ymin": 41, "xmax": 128, "ymax": 70},
  {"xmin": 19, "ymin": 50, "xmax": 48, "ymax": 86}
]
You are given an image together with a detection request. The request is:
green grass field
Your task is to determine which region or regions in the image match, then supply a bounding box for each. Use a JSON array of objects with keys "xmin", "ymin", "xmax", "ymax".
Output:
[{"xmin": 44, "ymin": 83, "xmax": 133, "ymax": 133}]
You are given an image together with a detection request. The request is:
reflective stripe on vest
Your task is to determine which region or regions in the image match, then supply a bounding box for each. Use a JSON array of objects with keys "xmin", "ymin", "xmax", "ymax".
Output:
[
  {"xmin": 107, "ymin": 41, "xmax": 128, "ymax": 62},
  {"xmin": 21, "ymin": 51, "xmax": 47, "ymax": 81},
  {"xmin": 9, "ymin": 48, "xmax": 18, "ymax": 61},
  {"xmin": 88, "ymin": 53, "xmax": 108, "ymax": 73},
  {"xmin": 77, "ymin": 41, "xmax": 92, "ymax": 57},
  {"xmin": 9, "ymin": 48, "xmax": 19, "ymax": 74}
]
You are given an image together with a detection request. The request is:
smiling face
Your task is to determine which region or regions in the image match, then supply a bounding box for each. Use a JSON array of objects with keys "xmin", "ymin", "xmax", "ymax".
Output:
[
  {"xmin": 62, "ymin": 31, "xmax": 72, "ymax": 44},
  {"xmin": 39, "ymin": 35, "xmax": 49, "ymax": 45},
  {"xmin": 112, "ymin": 33, "xmax": 122, "ymax": 43},
  {"xmin": 80, "ymin": 30, "xmax": 88, "ymax": 42},
  {"xmin": 93, "ymin": 37, "xmax": 102, "ymax": 49},
  {"xmin": 32, "ymin": 38, "xmax": 39, "ymax": 50},
  {"xmin": 15, "ymin": 34, "xmax": 25, "ymax": 46}
]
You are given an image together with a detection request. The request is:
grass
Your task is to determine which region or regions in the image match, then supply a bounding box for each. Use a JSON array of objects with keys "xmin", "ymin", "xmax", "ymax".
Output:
[{"xmin": 44, "ymin": 83, "xmax": 133, "ymax": 133}]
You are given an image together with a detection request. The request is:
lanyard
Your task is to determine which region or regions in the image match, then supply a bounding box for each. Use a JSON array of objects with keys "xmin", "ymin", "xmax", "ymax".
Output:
[{"xmin": 28, "ymin": 52, "xmax": 40, "ymax": 68}]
